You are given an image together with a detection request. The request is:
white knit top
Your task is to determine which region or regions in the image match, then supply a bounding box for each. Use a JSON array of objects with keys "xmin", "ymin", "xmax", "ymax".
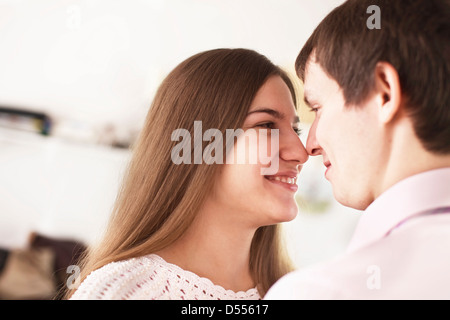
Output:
[{"xmin": 70, "ymin": 254, "xmax": 261, "ymax": 300}]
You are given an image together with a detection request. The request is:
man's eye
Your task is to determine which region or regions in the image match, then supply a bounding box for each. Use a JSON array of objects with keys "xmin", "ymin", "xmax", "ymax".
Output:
[{"xmin": 309, "ymin": 105, "xmax": 320, "ymax": 113}]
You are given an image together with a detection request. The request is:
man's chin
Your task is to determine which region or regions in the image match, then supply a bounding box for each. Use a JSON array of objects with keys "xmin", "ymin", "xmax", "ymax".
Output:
[{"xmin": 333, "ymin": 188, "xmax": 372, "ymax": 211}]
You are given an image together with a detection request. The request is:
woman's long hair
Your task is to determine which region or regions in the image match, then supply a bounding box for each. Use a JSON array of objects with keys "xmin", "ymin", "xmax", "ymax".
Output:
[{"xmin": 67, "ymin": 48, "xmax": 297, "ymax": 298}]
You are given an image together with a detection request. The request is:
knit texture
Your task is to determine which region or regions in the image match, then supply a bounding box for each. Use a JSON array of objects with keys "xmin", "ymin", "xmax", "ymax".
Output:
[{"xmin": 70, "ymin": 254, "xmax": 261, "ymax": 300}]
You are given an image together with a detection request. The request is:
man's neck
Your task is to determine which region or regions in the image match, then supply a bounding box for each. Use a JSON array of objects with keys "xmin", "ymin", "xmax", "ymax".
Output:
[{"xmin": 378, "ymin": 121, "xmax": 450, "ymax": 198}]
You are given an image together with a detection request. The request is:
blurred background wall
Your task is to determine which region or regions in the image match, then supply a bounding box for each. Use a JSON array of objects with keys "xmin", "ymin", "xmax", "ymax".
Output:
[{"xmin": 0, "ymin": 0, "xmax": 361, "ymax": 275}]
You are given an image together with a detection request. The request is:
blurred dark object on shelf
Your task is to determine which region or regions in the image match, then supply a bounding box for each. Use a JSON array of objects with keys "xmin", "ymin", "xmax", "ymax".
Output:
[
  {"xmin": 0, "ymin": 232, "xmax": 86, "ymax": 300},
  {"xmin": 0, "ymin": 107, "xmax": 52, "ymax": 135}
]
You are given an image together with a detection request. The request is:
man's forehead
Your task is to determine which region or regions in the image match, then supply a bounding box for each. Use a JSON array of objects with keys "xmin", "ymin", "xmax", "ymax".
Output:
[
  {"xmin": 303, "ymin": 58, "xmax": 324, "ymax": 82},
  {"xmin": 303, "ymin": 65, "xmax": 322, "ymax": 104},
  {"xmin": 303, "ymin": 60, "xmax": 342, "ymax": 102},
  {"xmin": 303, "ymin": 59, "xmax": 322, "ymax": 93}
]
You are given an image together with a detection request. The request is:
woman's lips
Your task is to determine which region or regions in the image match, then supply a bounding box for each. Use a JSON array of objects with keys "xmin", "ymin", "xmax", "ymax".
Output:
[{"xmin": 264, "ymin": 175, "xmax": 298, "ymax": 192}]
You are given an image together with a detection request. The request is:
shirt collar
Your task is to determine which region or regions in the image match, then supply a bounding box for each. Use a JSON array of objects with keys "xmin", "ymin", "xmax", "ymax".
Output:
[{"xmin": 346, "ymin": 167, "xmax": 450, "ymax": 253}]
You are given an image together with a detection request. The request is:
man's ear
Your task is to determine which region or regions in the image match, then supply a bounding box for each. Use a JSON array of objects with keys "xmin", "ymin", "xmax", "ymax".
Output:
[{"xmin": 374, "ymin": 62, "xmax": 402, "ymax": 124}]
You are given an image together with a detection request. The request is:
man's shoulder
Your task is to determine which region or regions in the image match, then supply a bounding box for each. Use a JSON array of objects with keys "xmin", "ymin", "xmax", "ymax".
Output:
[
  {"xmin": 265, "ymin": 249, "xmax": 371, "ymax": 300},
  {"xmin": 266, "ymin": 215, "xmax": 450, "ymax": 299}
]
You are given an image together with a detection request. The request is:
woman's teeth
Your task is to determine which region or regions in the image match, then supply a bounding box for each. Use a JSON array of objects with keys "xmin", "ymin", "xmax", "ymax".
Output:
[{"xmin": 266, "ymin": 176, "xmax": 297, "ymax": 185}]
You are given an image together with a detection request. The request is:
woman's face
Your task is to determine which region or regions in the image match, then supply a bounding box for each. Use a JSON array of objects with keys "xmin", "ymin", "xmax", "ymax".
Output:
[{"xmin": 213, "ymin": 75, "xmax": 309, "ymax": 228}]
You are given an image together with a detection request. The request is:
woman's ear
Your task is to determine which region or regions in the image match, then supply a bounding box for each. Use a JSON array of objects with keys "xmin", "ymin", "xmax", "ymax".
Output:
[{"xmin": 374, "ymin": 62, "xmax": 402, "ymax": 124}]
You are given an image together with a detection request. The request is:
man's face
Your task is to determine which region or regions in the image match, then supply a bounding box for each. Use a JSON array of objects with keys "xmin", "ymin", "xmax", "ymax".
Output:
[{"xmin": 304, "ymin": 58, "xmax": 385, "ymax": 210}]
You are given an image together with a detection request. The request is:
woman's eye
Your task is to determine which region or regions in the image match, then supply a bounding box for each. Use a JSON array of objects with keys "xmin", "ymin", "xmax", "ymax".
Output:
[
  {"xmin": 293, "ymin": 127, "xmax": 302, "ymax": 136},
  {"xmin": 256, "ymin": 122, "xmax": 275, "ymax": 129}
]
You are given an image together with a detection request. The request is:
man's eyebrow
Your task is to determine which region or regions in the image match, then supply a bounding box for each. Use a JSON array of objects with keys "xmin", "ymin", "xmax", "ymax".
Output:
[
  {"xmin": 303, "ymin": 90, "xmax": 311, "ymax": 107},
  {"xmin": 303, "ymin": 89, "xmax": 317, "ymax": 108},
  {"xmin": 303, "ymin": 95, "xmax": 312, "ymax": 107}
]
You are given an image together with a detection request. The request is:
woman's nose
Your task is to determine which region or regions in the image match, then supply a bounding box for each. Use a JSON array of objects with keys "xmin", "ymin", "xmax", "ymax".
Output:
[{"xmin": 279, "ymin": 128, "xmax": 309, "ymax": 165}]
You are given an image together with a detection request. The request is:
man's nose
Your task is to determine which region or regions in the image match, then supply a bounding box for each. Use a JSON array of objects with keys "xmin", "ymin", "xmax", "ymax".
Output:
[{"xmin": 306, "ymin": 120, "xmax": 322, "ymax": 156}]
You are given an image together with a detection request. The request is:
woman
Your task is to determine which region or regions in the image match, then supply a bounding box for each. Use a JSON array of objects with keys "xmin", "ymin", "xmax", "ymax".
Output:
[{"xmin": 68, "ymin": 48, "xmax": 308, "ymax": 300}]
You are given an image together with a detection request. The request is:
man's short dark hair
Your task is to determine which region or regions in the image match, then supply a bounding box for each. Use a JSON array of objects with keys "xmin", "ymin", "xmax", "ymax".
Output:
[{"xmin": 296, "ymin": 0, "xmax": 450, "ymax": 154}]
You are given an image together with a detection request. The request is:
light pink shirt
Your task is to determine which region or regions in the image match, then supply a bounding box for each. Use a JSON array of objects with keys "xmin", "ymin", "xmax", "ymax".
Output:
[{"xmin": 265, "ymin": 168, "xmax": 450, "ymax": 299}]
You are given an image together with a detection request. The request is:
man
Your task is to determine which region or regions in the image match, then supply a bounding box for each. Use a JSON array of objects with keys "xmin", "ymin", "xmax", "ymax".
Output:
[{"xmin": 265, "ymin": 0, "xmax": 450, "ymax": 299}]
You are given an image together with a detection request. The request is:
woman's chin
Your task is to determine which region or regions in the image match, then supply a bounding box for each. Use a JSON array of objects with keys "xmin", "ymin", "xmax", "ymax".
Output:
[
  {"xmin": 265, "ymin": 201, "xmax": 299, "ymax": 224},
  {"xmin": 282, "ymin": 204, "xmax": 299, "ymax": 222}
]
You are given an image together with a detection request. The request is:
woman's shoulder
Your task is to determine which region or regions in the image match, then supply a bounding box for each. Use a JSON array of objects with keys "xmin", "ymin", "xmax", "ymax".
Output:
[
  {"xmin": 70, "ymin": 254, "xmax": 172, "ymax": 300},
  {"xmin": 70, "ymin": 254, "xmax": 261, "ymax": 300}
]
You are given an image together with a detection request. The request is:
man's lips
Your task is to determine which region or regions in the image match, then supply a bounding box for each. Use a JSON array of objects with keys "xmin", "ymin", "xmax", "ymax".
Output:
[{"xmin": 324, "ymin": 160, "xmax": 331, "ymax": 178}]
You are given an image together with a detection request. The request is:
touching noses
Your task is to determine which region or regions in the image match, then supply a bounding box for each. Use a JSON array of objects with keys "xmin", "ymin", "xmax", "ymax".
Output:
[{"xmin": 279, "ymin": 128, "xmax": 309, "ymax": 166}]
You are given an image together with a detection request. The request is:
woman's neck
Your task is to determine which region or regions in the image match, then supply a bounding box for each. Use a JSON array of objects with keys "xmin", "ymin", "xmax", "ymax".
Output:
[{"xmin": 155, "ymin": 199, "xmax": 257, "ymax": 292}]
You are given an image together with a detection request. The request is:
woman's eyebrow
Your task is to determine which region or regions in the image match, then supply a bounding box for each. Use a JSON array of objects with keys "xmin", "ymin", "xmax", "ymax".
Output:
[
  {"xmin": 247, "ymin": 108, "xmax": 300, "ymax": 123},
  {"xmin": 247, "ymin": 108, "xmax": 284, "ymax": 119}
]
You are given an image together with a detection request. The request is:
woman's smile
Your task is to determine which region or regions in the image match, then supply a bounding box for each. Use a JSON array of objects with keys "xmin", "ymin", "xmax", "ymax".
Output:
[{"xmin": 264, "ymin": 173, "xmax": 299, "ymax": 192}]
